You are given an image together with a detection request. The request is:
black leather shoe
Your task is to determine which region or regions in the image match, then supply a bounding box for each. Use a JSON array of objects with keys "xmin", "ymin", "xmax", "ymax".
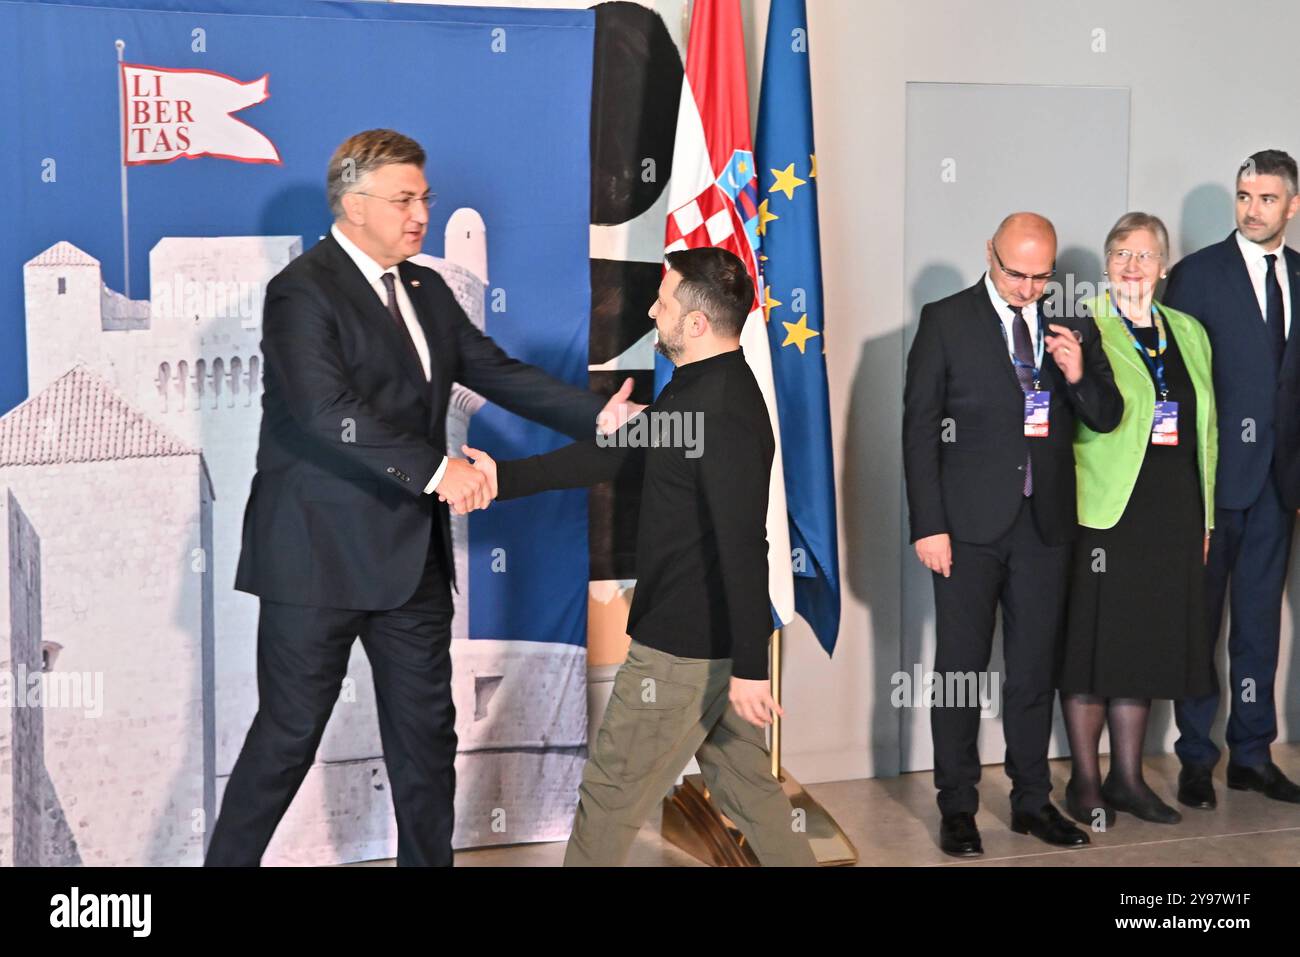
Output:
[
  {"xmin": 1177, "ymin": 764, "xmax": 1217, "ymax": 810},
  {"xmin": 1065, "ymin": 779, "xmax": 1116, "ymax": 829},
  {"xmin": 1226, "ymin": 762, "xmax": 1300, "ymax": 803},
  {"xmin": 1010, "ymin": 803, "xmax": 1090, "ymax": 846},
  {"xmin": 939, "ymin": 812, "xmax": 983, "ymax": 857},
  {"xmin": 1102, "ymin": 776, "xmax": 1182, "ymax": 824}
]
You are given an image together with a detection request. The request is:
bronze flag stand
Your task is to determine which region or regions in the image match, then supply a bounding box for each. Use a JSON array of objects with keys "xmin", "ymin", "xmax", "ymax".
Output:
[{"xmin": 661, "ymin": 628, "xmax": 858, "ymax": 866}]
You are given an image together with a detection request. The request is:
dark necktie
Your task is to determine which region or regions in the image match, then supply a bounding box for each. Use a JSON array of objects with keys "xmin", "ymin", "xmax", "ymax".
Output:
[
  {"xmin": 1264, "ymin": 253, "xmax": 1286, "ymax": 368},
  {"xmin": 1011, "ymin": 305, "xmax": 1034, "ymax": 496},
  {"xmin": 380, "ymin": 271, "xmax": 426, "ymax": 375}
]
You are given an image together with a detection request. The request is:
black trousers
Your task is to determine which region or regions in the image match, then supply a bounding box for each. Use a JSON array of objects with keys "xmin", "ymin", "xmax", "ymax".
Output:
[
  {"xmin": 930, "ymin": 498, "xmax": 1068, "ymax": 817},
  {"xmin": 205, "ymin": 537, "xmax": 456, "ymax": 866}
]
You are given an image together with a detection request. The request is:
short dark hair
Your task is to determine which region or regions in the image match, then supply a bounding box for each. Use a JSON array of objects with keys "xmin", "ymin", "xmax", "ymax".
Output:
[
  {"xmin": 327, "ymin": 129, "xmax": 426, "ymax": 217},
  {"xmin": 1238, "ymin": 149, "xmax": 1298, "ymax": 195},
  {"xmin": 663, "ymin": 247, "xmax": 753, "ymax": 338}
]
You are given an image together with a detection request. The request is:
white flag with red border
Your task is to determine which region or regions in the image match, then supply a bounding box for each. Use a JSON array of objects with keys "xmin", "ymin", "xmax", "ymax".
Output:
[{"xmin": 121, "ymin": 63, "xmax": 280, "ymax": 166}]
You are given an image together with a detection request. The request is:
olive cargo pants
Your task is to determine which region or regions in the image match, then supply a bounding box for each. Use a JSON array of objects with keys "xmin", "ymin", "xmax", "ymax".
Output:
[{"xmin": 563, "ymin": 640, "xmax": 817, "ymax": 867}]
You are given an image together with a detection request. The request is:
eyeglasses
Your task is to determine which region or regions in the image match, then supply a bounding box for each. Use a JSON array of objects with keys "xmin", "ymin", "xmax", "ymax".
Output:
[
  {"xmin": 354, "ymin": 191, "xmax": 437, "ymax": 211},
  {"xmin": 1107, "ymin": 249, "xmax": 1161, "ymax": 265},
  {"xmin": 991, "ymin": 243, "xmax": 1055, "ymax": 283}
]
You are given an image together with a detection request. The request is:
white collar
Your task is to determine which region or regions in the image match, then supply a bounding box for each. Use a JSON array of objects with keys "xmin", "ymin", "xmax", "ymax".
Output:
[
  {"xmin": 1235, "ymin": 228, "xmax": 1287, "ymax": 266},
  {"xmin": 331, "ymin": 223, "xmax": 399, "ymax": 285},
  {"xmin": 983, "ymin": 270, "xmax": 1037, "ymax": 320}
]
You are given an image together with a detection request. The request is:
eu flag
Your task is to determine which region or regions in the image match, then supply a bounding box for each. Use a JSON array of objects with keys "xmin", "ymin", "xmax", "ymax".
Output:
[{"xmin": 756, "ymin": 0, "xmax": 840, "ymax": 655}]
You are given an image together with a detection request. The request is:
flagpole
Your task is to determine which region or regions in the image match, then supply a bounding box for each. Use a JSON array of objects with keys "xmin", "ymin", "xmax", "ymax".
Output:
[
  {"xmin": 770, "ymin": 627, "xmax": 782, "ymax": 778},
  {"xmin": 115, "ymin": 39, "xmax": 130, "ymax": 299}
]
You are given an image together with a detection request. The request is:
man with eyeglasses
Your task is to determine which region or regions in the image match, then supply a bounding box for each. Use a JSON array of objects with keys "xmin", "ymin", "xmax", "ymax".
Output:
[
  {"xmin": 903, "ymin": 212, "xmax": 1122, "ymax": 856},
  {"xmin": 205, "ymin": 129, "xmax": 643, "ymax": 866},
  {"xmin": 1162, "ymin": 149, "xmax": 1300, "ymax": 810}
]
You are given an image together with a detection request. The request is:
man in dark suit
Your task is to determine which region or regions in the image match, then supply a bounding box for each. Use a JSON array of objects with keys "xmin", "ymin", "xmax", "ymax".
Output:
[
  {"xmin": 1163, "ymin": 149, "xmax": 1300, "ymax": 808},
  {"xmin": 903, "ymin": 212, "xmax": 1123, "ymax": 856},
  {"xmin": 204, "ymin": 129, "xmax": 641, "ymax": 866}
]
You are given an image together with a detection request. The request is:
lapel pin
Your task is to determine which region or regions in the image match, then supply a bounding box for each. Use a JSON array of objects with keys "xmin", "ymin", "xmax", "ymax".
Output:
[{"xmin": 410, "ymin": 279, "xmax": 421, "ymax": 287}]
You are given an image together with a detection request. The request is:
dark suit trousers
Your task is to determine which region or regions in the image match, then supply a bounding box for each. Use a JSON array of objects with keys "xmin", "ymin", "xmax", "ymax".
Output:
[
  {"xmin": 1175, "ymin": 475, "xmax": 1293, "ymax": 769},
  {"xmin": 931, "ymin": 498, "xmax": 1068, "ymax": 817},
  {"xmin": 205, "ymin": 531, "xmax": 457, "ymax": 867}
]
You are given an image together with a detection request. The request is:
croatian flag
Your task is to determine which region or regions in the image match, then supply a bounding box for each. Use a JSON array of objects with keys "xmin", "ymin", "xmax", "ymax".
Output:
[{"xmin": 661, "ymin": 0, "xmax": 795, "ymax": 628}]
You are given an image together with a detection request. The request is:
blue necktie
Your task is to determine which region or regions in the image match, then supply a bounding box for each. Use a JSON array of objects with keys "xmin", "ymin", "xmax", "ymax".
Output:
[
  {"xmin": 1264, "ymin": 253, "xmax": 1286, "ymax": 368},
  {"xmin": 1011, "ymin": 305, "xmax": 1034, "ymax": 496}
]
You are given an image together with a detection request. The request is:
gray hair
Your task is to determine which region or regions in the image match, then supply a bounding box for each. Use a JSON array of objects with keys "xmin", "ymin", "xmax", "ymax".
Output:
[
  {"xmin": 325, "ymin": 129, "xmax": 426, "ymax": 219},
  {"xmin": 1104, "ymin": 211, "xmax": 1170, "ymax": 263}
]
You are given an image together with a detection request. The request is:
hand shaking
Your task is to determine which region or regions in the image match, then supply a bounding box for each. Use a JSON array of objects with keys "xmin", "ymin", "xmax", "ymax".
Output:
[
  {"xmin": 463, "ymin": 444, "xmax": 497, "ymax": 500},
  {"xmin": 435, "ymin": 445, "xmax": 497, "ymax": 514}
]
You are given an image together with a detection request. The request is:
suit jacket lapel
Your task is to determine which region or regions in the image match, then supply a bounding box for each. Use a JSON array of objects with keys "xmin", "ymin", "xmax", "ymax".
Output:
[
  {"xmin": 1219, "ymin": 232, "xmax": 1275, "ymax": 359},
  {"xmin": 396, "ymin": 259, "xmax": 445, "ymax": 404},
  {"xmin": 970, "ymin": 278, "xmax": 1024, "ymax": 395},
  {"xmin": 321, "ymin": 235, "xmax": 430, "ymax": 398},
  {"xmin": 1283, "ymin": 246, "xmax": 1300, "ymax": 368}
]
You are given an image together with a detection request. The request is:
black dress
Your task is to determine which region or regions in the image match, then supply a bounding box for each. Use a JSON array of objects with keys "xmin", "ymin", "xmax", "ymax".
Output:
[{"xmin": 1058, "ymin": 322, "xmax": 1216, "ymax": 699}]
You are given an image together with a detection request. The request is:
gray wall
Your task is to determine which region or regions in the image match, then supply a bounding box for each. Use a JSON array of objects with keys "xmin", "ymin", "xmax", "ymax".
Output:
[
  {"xmin": 900, "ymin": 81, "xmax": 1130, "ymax": 771},
  {"xmin": 767, "ymin": 0, "xmax": 1300, "ymax": 782}
]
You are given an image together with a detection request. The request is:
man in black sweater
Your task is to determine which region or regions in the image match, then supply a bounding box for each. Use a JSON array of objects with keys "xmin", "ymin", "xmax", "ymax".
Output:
[{"xmin": 467, "ymin": 247, "xmax": 815, "ymax": 866}]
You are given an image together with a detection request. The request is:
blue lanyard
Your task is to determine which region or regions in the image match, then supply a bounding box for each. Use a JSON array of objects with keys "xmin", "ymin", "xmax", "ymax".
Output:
[
  {"xmin": 995, "ymin": 308, "xmax": 1045, "ymax": 389},
  {"xmin": 1109, "ymin": 290, "xmax": 1169, "ymax": 399}
]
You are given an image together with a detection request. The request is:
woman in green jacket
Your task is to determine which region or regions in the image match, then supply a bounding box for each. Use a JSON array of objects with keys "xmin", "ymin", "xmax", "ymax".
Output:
[{"xmin": 1060, "ymin": 212, "xmax": 1217, "ymax": 828}]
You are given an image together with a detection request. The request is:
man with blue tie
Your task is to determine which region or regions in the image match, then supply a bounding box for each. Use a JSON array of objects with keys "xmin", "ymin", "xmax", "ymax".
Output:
[
  {"xmin": 904, "ymin": 213, "xmax": 1123, "ymax": 855},
  {"xmin": 1164, "ymin": 149, "xmax": 1300, "ymax": 808}
]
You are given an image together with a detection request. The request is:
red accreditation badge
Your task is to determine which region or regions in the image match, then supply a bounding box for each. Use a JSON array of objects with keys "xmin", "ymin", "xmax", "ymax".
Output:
[
  {"xmin": 1024, "ymin": 390, "xmax": 1050, "ymax": 438},
  {"xmin": 1152, "ymin": 400, "xmax": 1179, "ymax": 445}
]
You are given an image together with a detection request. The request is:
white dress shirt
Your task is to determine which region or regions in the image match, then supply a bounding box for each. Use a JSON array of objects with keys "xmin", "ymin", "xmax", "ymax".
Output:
[
  {"xmin": 1235, "ymin": 229, "xmax": 1292, "ymax": 338},
  {"xmin": 984, "ymin": 271, "xmax": 1041, "ymax": 364},
  {"xmin": 330, "ymin": 224, "xmax": 447, "ymax": 493}
]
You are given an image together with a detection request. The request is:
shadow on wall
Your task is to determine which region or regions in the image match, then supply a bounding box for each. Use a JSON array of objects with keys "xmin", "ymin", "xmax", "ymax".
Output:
[
  {"xmin": 1178, "ymin": 183, "xmax": 1234, "ymax": 260},
  {"xmin": 841, "ymin": 262, "xmax": 967, "ymax": 777},
  {"xmin": 842, "ymin": 324, "xmax": 905, "ymax": 777}
]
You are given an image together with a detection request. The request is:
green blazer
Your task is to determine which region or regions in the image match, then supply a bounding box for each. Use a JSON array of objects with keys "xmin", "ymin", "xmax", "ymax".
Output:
[{"xmin": 1074, "ymin": 295, "xmax": 1217, "ymax": 531}]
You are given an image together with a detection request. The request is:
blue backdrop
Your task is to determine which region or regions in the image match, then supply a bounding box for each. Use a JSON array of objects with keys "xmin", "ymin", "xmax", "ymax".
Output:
[{"xmin": 0, "ymin": 0, "xmax": 594, "ymax": 646}]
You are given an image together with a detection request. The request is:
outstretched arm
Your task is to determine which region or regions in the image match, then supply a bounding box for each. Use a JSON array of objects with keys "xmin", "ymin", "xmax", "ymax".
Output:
[{"xmin": 483, "ymin": 412, "xmax": 651, "ymax": 500}]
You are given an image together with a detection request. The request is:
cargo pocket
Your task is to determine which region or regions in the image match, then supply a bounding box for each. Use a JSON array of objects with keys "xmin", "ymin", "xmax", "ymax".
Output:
[{"xmin": 603, "ymin": 665, "xmax": 699, "ymax": 783}]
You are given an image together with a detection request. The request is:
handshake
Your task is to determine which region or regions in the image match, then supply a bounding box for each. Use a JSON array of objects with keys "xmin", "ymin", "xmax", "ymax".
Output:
[
  {"xmin": 432, "ymin": 376, "xmax": 645, "ymax": 516},
  {"xmin": 434, "ymin": 444, "xmax": 499, "ymax": 515}
]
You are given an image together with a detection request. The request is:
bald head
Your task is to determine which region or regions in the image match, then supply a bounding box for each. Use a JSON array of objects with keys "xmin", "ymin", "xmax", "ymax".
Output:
[
  {"xmin": 987, "ymin": 212, "xmax": 1057, "ymax": 308},
  {"xmin": 993, "ymin": 212, "xmax": 1057, "ymax": 249}
]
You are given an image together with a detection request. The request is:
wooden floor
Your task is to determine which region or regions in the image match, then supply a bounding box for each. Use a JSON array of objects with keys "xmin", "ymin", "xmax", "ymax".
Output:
[{"xmin": 353, "ymin": 743, "xmax": 1300, "ymax": 867}]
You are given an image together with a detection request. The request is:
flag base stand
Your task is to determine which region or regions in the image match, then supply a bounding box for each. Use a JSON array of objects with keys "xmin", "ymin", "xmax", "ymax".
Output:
[{"xmin": 661, "ymin": 770, "xmax": 858, "ymax": 866}]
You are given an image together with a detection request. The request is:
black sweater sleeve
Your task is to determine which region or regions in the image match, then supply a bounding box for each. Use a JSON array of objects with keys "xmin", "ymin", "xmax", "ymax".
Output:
[{"xmin": 496, "ymin": 412, "xmax": 649, "ymax": 500}]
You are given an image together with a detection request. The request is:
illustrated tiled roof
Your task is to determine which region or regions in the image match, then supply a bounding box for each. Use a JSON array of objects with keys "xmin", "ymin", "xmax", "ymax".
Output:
[
  {"xmin": 25, "ymin": 241, "xmax": 99, "ymax": 268},
  {"xmin": 0, "ymin": 366, "xmax": 196, "ymax": 466}
]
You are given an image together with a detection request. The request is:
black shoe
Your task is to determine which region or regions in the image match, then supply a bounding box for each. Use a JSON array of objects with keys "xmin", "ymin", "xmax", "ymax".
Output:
[
  {"xmin": 1226, "ymin": 762, "xmax": 1300, "ymax": 803},
  {"xmin": 1102, "ymin": 776, "xmax": 1182, "ymax": 824},
  {"xmin": 1065, "ymin": 779, "xmax": 1116, "ymax": 829},
  {"xmin": 1010, "ymin": 803, "xmax": 1090, "ymax": 846},
  {"xmin": 939, "ymin": 812, "xmax": 983, "ymax": 857},
  {"xmin": 1177, "ymin": 764, "xmax": 1217, "ymax": 810}
]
